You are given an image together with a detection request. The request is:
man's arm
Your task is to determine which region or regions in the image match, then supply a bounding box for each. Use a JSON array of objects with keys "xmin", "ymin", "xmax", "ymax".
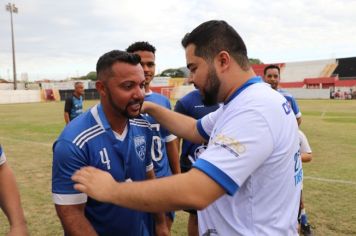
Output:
[
  {"xmin": 297, "ymin": 117, "xmax": 302, "ymax": 126},
  {"xmin": 64, "ymin": 98, "xmax": 72, "ymax": 124},
  {"xmin": 142, "ymin": 101, "xmax": 205, "ymax": 144},
  {"xmin": 301, "ymin": 152, "xmax": 312, "ymax": 163},
  {"xmin": 145, "ymin": 169, "xmax": 169, "ymax": 236},
  {"xmin": 0, "ymin": 163, "xmax": 28, "ymax": 236},
  {"xmin": 55, "ymin": 204, "xmax": 97, "ymax": 236},
  {"xmin": 166, "ymin": 139, "xmax": 180, "ymax": 174},
  {"xmin": 64, "ymin": 112, "xmax": 70, "ymax": 125},
  {"xmin": 72, "ymin": 167, "xmax": 225, "ymax": 213}
]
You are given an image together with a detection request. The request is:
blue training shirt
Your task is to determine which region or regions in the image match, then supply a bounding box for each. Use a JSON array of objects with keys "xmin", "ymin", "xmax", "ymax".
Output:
[
  {"xmin": 174, "ymin": 90, "xmax": 219, "ymax": 171},
  {"xmin": 64, "ymin": 95, "xmax": 83, "ymax": 121},
  {"xmin": 52, "ymin": 104, "xmax": 153, "ymax": 236},
  {"xmin": 144, "ymin": 92, "xmax": 175, "ymax": 178}
]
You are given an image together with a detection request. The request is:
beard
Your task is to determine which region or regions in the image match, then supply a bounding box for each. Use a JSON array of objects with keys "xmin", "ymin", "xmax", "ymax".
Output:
[
  {"xmin": 106, "ymin": 87, "xmax": 143, "ymax": 119},
  {"xmin": 201, "ymin": 67, "xmax": 220, "ymax": 106}
]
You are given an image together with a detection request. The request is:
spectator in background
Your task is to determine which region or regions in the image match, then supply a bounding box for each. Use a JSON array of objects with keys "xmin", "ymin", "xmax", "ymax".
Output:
[
  {"xmin": 64, "ymin": 82, "xmax": 84, "ymax": 124},
  {"xmin": 263, "ymin": 65, "xmax": 302, "ymax": 126},
  {"xmin": 174, "ymin": 89, "xmax": 219, "ymax": 236},
  {"xmin": 0, "ymin": 144, "xmax": 28, "ymax": 236},
  {"xmin": 127, "ymin": 41, "xmax": 179, "ymax": 232}
]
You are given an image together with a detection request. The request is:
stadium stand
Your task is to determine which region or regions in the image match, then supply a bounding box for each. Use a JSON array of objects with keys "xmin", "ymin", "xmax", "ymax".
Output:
[
  {"xmin": 334, "ymin": 57, "xmax": 356, "ymax": 78},
  {"xmin": 281, "ymin": 59, "xmax": 337, "ymax": 83}
]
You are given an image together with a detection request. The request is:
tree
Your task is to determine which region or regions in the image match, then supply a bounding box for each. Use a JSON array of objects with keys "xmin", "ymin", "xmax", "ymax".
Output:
[
  {"xmin": 160, "ymin": 68, "xmax": 186, "ymax": 78},
  {"xmin": 249, "ymin": 58, "xmax": 263, "ymax": 64},
  {"xmin": 86, "ymin": 71, "xmax": 97, "ymax": 81},
  {"xmin": 70, "ymin": 71, "xmax": 97, "ymax": 81}
]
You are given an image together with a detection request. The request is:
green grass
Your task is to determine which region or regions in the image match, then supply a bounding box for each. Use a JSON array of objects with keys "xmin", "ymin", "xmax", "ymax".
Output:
[{"xmin": 0, "ymin": 99, "xmax": 356, "ymax": 235}]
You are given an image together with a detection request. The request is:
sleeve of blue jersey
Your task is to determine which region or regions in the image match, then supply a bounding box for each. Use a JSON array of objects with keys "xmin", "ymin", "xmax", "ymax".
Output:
[
  {"xmin": 174, "ymin": 100, "xmax": 186, "ymax": 114},
  {"xmin": 197, "ymin": 119, "xmax": 210, "ymax": 141},
  {"xmin": 52, "ymin": 140, "xmax": 87, "ymax": 194},
  {"xmin": 193, "ymin": 159, "xmax": 239, "ymax": 195}
]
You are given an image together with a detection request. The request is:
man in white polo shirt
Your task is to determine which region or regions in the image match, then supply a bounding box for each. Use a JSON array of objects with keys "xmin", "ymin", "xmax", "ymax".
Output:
[{"xmin": 72, "ymin": 20, "xmax": 302, "ymax": 236}]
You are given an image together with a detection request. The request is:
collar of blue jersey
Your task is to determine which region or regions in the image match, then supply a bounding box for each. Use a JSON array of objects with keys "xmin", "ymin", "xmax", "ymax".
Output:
[
  {"xmin": 97, "ymin": 103, "xmax": 112, "ymax": 130},
  {"xmin": 224, "ymin": 76, "xmax": 262, "ymax": 105}
]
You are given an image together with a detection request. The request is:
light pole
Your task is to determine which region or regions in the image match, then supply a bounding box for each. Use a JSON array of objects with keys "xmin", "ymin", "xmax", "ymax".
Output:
[{"xmin": 5, "ymin": 3, "xmax": 18, "ymax": 90}]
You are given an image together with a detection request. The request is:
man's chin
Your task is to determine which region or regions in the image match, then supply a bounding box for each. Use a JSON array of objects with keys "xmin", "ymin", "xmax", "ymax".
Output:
[{"xmin": 124, "ymin": 111, "xmax": 140, "ymax": 119}]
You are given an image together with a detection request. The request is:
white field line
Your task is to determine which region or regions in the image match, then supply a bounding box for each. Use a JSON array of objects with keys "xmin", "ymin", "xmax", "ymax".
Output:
[
  {"xmin": 304, "ymin": 176, "xmax": 356, "ymax": 186},
  {"xmin": 320, "ymin": 104, "xmax": 329, "ymax": 118}
]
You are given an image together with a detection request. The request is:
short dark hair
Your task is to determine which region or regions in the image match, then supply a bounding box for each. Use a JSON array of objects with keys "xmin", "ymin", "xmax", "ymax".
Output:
[
  {"xmin": 263, "ymin": 64, "xmax": 280, "ymax": 75},
  {"xmin": 96, "ymin": 50, "xmax": 141, "ymax": 81},
  {"xmin": 74, "ymin": 81, "xmax": 83, "ymax": 87},
  {"xmin": 126, "ymin": 41, "xmax": 156, "ymax": 54},
  {"xmin": 181, "ymin": 20, "xmax": 250, "ymax": 70}
]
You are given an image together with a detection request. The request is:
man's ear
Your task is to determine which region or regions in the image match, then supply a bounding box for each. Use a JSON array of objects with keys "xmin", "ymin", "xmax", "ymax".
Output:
[
  {"xmin": 215, "ymin": 51, "xmax": 230, "ymax": 72},
  {"xmin": 96, "ymin": 80, "xmax": 106, "ymax": 97}
]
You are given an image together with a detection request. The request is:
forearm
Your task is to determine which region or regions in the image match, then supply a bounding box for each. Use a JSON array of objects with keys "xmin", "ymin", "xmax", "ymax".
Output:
[
  {"xmin": 0, "ymin": 164, "xmax": 27, "ymax": 228},
  {"xmin": 301, "ymin": 153, "xmax": 312, "ymax": 162},
  {"xmin": 55, "ymin": 204, "xmax": 97, "ymax": 236},
  {"xmin": 166, "ymin": 140, "xmax": 181, "ymax": 174},
  {"xmin": 297, "ymin": 117, "xmax": 302, "ymax": 126},
  {"xmin": 144, "ymin": 102, "xmax": 205, "ymax": 143},
  {"xmin": 64, "ymin": 112, "xmax": 70, "ymax": 124},
  {"xmin": 108, "ymin": 169, "xmax": 224, "ymax": 212}
]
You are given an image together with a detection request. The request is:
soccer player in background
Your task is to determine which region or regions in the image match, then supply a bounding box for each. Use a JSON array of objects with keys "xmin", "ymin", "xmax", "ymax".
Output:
[
  {"xmin": 174, "ymin": 89, "xmax": 219, "ymax": 236},
  {"xmin": 127, "ymin": 41, "xmax": 180, "ymax": 232},
  {"xmin": 64, "ymin": 81, "xmax": 84, "ymax": 124},
  {"xmin": 263, "ymin": 64, "xmax": 302, "ymax": 125},
  {"xmin": 263, "ymin": 64, "xmax": 313, "ymax": 235},
  {"xmin": 52, "ymin": 50, "xmax": 168, "ymax": 235},
  {"xmin": 72, "ymin": 20, "xmax": 302, "ymax": 236},
  {"xmin": 0, "ymin": 144, "xmax": 28, "ymax": 236},
  {"xmin": 298, "ymin": 130, "xmax": 313, "ymax": 236}
]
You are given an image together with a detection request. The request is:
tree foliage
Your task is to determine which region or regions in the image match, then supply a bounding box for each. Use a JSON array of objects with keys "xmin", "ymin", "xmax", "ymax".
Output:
[
  {"xmin": 70, "ymin": 71, "xmax": 97, "ymax": 81},
  {"xmin": 249, "ymin": 58, "xmax": 263, "ymax": 64}
]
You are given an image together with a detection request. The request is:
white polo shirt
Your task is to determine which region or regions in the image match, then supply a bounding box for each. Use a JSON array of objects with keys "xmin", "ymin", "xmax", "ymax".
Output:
[
  {"xmin": 193, "ymin": 77, "xmax": 302, "ymax": 236},
  {"xmin": 299, "ymin": 130, "xmax": 312, "ymax": 153}
]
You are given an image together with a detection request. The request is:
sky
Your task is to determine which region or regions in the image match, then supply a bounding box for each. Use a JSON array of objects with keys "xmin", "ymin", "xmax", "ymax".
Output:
[{"xmin": 0, "ymin": 0, "xmax": 356, "ymax": 81}]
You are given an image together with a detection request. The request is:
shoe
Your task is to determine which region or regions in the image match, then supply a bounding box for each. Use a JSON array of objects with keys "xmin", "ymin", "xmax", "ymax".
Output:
[{"xmin": 301, "ymin": 223, "xmax": 313, "ymax": 236}]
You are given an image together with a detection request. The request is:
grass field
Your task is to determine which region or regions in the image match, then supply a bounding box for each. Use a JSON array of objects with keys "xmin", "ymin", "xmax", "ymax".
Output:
[{"xmin": 0, "ymin": 99, "xmax": 355, "ymax": 235}]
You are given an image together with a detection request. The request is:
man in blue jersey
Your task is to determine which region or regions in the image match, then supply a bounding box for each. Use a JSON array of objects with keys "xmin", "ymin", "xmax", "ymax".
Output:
[
  {"xmin": 64, "ymin": 81, "xmax": 84, "ymax": 124},
  {"xmin": 52, "ymin": 50, "xmax": 168, "ymax": 236},
  {"xmin": 0, "ymin": 145, "xmax": 28, "ymax": 236},
  {"xmin": 174, "ymin": 89, "xmax": 219, "ymax": 236},
  {"xmin": 263, "ymin": 64, "xmax": 313, "ymax": 235},
  {"xmin": 72, "ymin": 20, "xmax": 302, "ymax": 236},
  {"xmin": 127, "ymin": 41, "xmax": 179, "ymax": 231},
  {"xmin": 263, "ymin": 64, "xmax": 302, "ymax": 125}
]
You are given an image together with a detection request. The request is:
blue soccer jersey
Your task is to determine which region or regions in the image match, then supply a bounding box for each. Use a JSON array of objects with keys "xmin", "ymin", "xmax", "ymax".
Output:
[
  {"xmin": 174, "ymin": 90, "xmax": 219, "ymax": 172},
  {"xmin": 278, "ymin": 89, "xmax": 302, "ymax": 118},
  {"xmin": 144, "ymin": 92, "xmax": 176, "ymax": 178},
  {"xmin": 64, "ymin": 95, "xmax": 83, "ymax": 121},
  {"xmin": 0, "ymin": 144, "xmax": 6, "ymax": 165},
  {"xmin": 52, "ymin": 104, "xmax": 154, "ymax": 236}
]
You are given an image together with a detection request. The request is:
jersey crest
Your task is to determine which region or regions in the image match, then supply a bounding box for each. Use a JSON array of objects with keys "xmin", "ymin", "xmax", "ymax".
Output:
[{"xmin": 134, "ymin": 136, "xmax": 146, "ymax": 161}]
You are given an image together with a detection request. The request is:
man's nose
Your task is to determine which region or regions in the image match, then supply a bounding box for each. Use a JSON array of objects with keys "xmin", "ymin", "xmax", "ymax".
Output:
[{"xmin": 133, "ymin": 86, "xmax": 145, "ymax": 99}]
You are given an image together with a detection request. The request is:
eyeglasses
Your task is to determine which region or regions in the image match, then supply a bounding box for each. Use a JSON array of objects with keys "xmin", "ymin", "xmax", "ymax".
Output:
[{"xmin": 266, "ymin": 74, "xmax": 279, "ymax": 79}]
